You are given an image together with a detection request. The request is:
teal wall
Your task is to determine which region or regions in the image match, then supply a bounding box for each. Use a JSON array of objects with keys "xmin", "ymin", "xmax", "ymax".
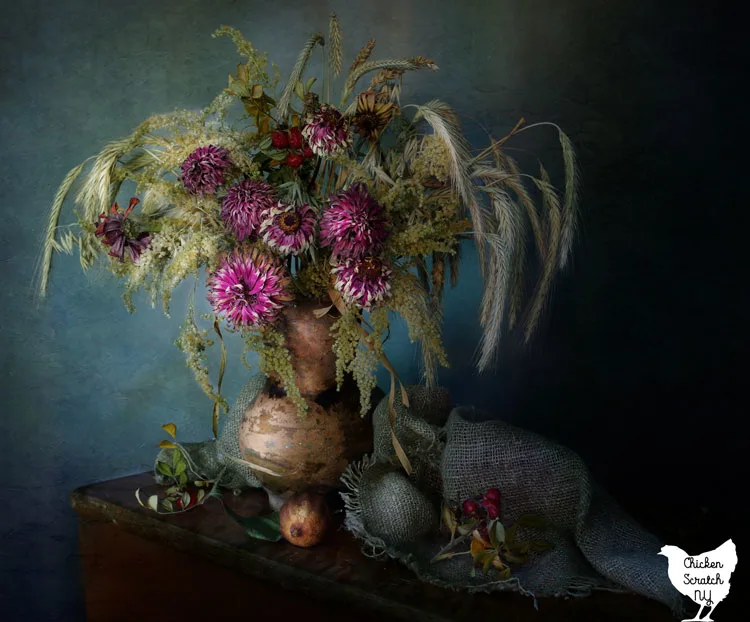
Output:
[{"xmin": 1, "ymin": 1, "xmax": 743, "ymax": 619}]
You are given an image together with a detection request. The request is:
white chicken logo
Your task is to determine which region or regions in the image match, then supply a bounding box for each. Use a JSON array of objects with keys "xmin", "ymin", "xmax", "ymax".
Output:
[{"xmin": 659, "ymin": 539, "xmax": 737, "ymax": 621}]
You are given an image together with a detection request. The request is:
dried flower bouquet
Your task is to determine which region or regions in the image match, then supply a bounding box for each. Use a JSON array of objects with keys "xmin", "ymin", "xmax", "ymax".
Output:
[{"xmin": 38, "ymin": 14, "xmax": 579, "ymax": 427}]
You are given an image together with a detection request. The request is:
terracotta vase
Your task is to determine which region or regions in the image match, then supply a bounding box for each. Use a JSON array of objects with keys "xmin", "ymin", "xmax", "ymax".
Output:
[{"xmin": 238, "ymin": 298, "xmax": 374, "ymax": 494}]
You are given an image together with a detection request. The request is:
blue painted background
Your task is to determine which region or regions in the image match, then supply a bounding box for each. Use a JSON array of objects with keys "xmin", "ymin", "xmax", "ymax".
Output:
[{"xmin": 1, "ymin": 1, "xmax": 744, "ymax": 619}]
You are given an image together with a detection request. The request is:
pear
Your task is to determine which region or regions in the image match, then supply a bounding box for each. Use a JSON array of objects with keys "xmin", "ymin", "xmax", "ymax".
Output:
[{"xmin": 279, "ymin": 490, "xmax": 331, "ymax": 547}]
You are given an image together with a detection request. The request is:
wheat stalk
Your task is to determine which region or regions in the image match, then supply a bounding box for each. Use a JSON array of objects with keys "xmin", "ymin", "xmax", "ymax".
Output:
[
  {"xmin": 475, "ymin": 187, "xmax": 524, "ymax": 371},
  {"xmin": 348, "ymin": 39, "xmax": 375, "ymax": 76},
  {"xmin": 340, "ymin": 59, "xmax": 418, "ymax": 106},
  {"xmin": 557, "ymin": 129, "xmax": 580, "ymax": 269},
  {"xmin": 277, "ymin": 33, "xmax": 324, "ymax": 120},
  {"xmin": 495, "ymin": 154, "xmax": 547, "ymax": 261},
  {"xmin": 508, "ymin": 234, "xmax": 526, "ymax": 331},
  {"xmin": 409, "ymin": 100, "xmax": 487, "ymax": 267},
  {"xmin": 523, "ymin": 163, "xmax": 563, "ymax": 342},
  {"xmin": 515, "ymin": 122, "xmax": 580, "ymax": 269},
  {"xmin": 328, "ymin": 13, "xmax": 343, "ymax": 77},
  {"xmin": 34, "ymin": 158, "xmax": 92, "ymax": 300}
]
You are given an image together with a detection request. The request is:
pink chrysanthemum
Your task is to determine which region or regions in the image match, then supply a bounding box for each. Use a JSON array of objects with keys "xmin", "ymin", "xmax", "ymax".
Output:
[
  {"xmin": 301, "ymin": 105, "xmax": 351, "ymax": 157},
  {"xmin": 206, "ymin": 249, "xmax": 293, "ymax": 328},
  {"xmin": 180, "ymin": 145, "xmax": 232, "ymax": 195},
  {"xmin": 259, "ymin": 202, "xmax": 317, "ymax": 256},
  {"xmin": 95, "ymin": 197, "xmax": 152, "ymax": 263},
  {"xmin": 332, "ymin": 256, "xmax": 392, "ymax": 310},
  {"xmin": 319, "ymin": 183, "xmax": 389, "ymax": 260},
  {"xmin": 221, "ymin": 179, "xmax": 276, "ymax": 241}
]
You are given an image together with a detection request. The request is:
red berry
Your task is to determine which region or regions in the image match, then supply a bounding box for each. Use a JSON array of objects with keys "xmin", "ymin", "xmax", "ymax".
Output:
[
  {"xmin": 302, "ymin": 145, "xmax": 314, "ymax": 159},
  {"xmin": 462, "ymin": 499, "xmax": 479, "ymax": 516},
  {"xmin": 484, "ymin": 501, "xmax": 499, "ymax": 519},
  {"xmin": 286, "ymin": 152, "xmax": 304, "ymax": 168},
  {"xmin": 288, "ymin": 126, "xmax": 304, "ymax": 149},
  {"xmin": 271, "ymin": 130, "xmax": 289, "ymax": 149},
  {"xmin": 484, "ymin": 488, "xmax": 501, "ymax": 502}
]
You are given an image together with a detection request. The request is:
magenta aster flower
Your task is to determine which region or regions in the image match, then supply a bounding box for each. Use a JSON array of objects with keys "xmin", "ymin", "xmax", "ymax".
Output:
[
  {"xmin": 332, "ymin": 256, "xmax": 392, "ymax": 310},
  {"xmin": 95, "ymin": 198, "xmax": 152, "ymax": 263},
  {"xmin": 301, "ymin": 105, "xmax": 351, "ymax": 157},
  {"xmin": 207, "ymin": 249, "xmax": 294, "ymax": 329},
  {"xmin": 320, "ymin": 183, "xmax": 389, "ymax": 260},
  {"xmin": 221, "ymin": 179, "xmax": 276, "ymax": 241},
  {"xmin": 260, "ymin": 202, "xmax": 317, "ymax": 256},
  {"xmin": 180, "ymin": 145, "xmax": 232, "ymax": 195}
]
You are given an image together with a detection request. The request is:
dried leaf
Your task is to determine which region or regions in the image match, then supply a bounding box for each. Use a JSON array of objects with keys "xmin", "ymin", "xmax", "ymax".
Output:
[
  {"xmin": 471, "ymin": 531, "xmax": 490, "ymax": 556},
  {"xmin": 442, "ymin": 504, "xmax": 458, "ymax": 539},
  {"xmin": 158, "ymin": 440, "xmax": 177, "ymax": 449},
  {"xmin": 161, "ymin": 423, "xmax": 177, "ymax": 439},
  {"xmin": 482, "ymin": 551, "xmax": 496, "ymax": 574},
  {"xmin": 313, "ymin": 305, "xmax": 333, "ymax": 318}
]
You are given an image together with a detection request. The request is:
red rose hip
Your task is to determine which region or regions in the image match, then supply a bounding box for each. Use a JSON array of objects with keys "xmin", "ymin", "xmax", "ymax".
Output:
[
  {"xmin": 483, "ymin": 501, "xmax": 499, "ymax": 519},
  {"xmin": 271, "ymin": 130, "xmax": 289, "ymax": 149},
  {"xmin": 286, "ymin": 152, "xmax": 304, "ymax": 168},
  {"xmin": 484, "ymin": 488, "xmax": 501, "ymax": 502},
  {"xmin": 462, "ymin": 499, "xmax": 479, "ymax": 516},
  {"xmin": 288, "ymin": 126, "xmax": 304, "ymax": 149}
]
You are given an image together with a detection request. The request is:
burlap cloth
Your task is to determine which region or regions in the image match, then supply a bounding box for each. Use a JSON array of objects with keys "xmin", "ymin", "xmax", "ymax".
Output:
[
  {"xmin": 341, "ymin": 385, "xmax": 685, "ymax": 616},
  {"xmin": 154, "ymin": 375, "xmax": 684, "ymax": 615}
]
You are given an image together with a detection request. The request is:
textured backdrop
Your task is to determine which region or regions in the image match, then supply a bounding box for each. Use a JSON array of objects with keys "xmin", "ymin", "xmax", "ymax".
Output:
[{"xmin": 0, "ymin": 1, "xmax": 744, "ymax": 620}]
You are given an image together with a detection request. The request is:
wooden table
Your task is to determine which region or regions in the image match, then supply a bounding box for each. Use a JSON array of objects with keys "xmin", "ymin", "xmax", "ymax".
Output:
[{"xmin": 71, "ymin": 473, "xmax": 679, "ymax": 622}]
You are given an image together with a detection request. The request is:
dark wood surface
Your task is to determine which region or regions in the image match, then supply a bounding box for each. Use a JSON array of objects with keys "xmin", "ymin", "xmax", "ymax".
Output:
[{"xmin": 71, "ymin": 473, "xmax": 679, "ymax": 622}]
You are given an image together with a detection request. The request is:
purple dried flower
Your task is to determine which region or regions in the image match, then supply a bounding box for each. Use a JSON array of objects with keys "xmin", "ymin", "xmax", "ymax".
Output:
[
  {"xmin": 301, "ymin": 105, "xmax": 351, "ymax": 157},
  {"xmin": 95, "ymin": 197, "xmax": 152, "ymax": 263},
  {"xmin": 332, "ymin": 256, "xmax": 392, "ymax": 310},
  {"xmin": 221, "ymin": 179, "xmax": 276, "ymax": 241},
  {"xmin": 180, "ymin": 145, "xmax": 232, "ymax": 195},
  {"xmin": 320, "ymin": 183, "xmax": 389, "ymax": 260},
  {"xmin": 260, "ymin": 202, "xmax": 317, "ymax": 256},
  {"xmin": 206, "ymin": 248, "xmax": 293, "ymax": 329}
]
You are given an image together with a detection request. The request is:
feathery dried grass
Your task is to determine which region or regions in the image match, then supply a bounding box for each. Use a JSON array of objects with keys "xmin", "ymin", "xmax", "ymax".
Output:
[
  {"xmin": 431, "ymin": 252, "xmax": 445, "ymax": 306},
  {"xmin": 277, "ymin": 33, "xmax": 324, "ymax": 120},
  {"xmin": 328, "ymin": 13, "xmax": 343, "ymax": 77}
]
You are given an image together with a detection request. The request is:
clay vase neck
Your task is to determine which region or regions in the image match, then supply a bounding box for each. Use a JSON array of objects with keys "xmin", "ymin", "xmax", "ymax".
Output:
[{"xmin": 277, "ymin": 298, "xmax": 337, "ymax": 396}]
